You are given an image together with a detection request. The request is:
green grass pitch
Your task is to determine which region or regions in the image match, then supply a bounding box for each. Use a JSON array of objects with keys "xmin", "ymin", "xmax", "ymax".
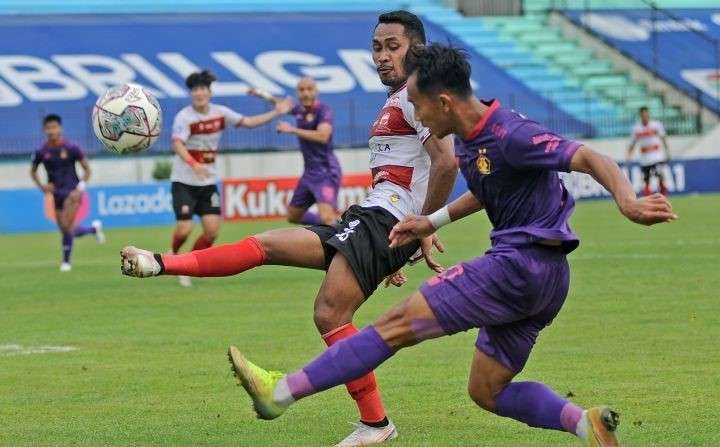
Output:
[{"xmin": 1, "ymin": 194, "xmax": 718, "ymax": 446}]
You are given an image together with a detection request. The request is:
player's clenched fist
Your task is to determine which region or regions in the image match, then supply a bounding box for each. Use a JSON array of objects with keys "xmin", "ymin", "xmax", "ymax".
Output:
[{"xmin": 620, "ymin": 193, "xmax": 677, "ymax": 226}]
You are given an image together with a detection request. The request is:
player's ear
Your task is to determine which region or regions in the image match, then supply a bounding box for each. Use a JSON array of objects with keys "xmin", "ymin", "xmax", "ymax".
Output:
[{"xmin": 438, "ymin": 93, "xmax": 452, "ymax": 113}]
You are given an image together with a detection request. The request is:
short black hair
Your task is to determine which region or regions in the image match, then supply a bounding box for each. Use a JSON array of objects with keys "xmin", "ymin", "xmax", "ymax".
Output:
[
  {"xmin": 185, "ymin": 69, "xmax": 217, "ymax": 89},
  {"xmin": 377, "ymin": 10, "xmax": 426, "ymax": 44},
  {"xmin": 639, "ymin": 106, "xmax": 649, "ymax": 113},
  {"xmin": 405, "ymin": 43, "xmax": 472, "ymax": 97},
  {"xmin": 43, "ymin": 114, "xmax": 61, "ymax": 126}
]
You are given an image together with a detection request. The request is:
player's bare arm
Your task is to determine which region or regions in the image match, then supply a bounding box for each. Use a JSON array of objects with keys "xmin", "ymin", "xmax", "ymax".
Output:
[
  {"xmin": 413, "ymin": 134, "xmax": 456, "ymax": 271},
  {"xmin": 661, "ymin": 135, "xmax": 672, "ymax": 160},
  {"xmin": 239, "ymin": 98, "xmax": 293, "ymax": 128},
  {"xmin": 172, "ymin": 137, "xmax": 209, "ymax": 179},
  {"xmin": 625, "ymin": 137, "xmax": 637, "ymax": 164},
  {"xmin": 277, "ymin": 121, "xmax": 332, "ymax": 145},
  {"xmin": 570, "ymin": 145, "xmax": 677, "ymax": 225},
  {"xmin": 390, "ymin": 191, "xmax": 484, "ymax": 248},
  {"xmin": 30, "ymin": 163, "xmax": 54, "ymax": 193}
]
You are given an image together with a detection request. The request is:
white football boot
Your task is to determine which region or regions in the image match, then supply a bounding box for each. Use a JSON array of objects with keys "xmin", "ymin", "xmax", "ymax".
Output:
[
  {"xmin": 59, "ymin": 262, "xmax": 72, "ymax": 272},
  {"xmin": 335, "ymin": 421, "xmax": 398, "ymax": 447},
  {"xmin": 91, "ymin": 219, "xmax": 106, "ymax": 244},
  {"xmin": 120, "ymin": 246, "xmax": 161, "ymax": 278}
]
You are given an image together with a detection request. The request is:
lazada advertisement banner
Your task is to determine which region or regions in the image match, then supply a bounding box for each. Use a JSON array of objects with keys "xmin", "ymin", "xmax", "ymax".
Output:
[{"xmin": 222, "ymin": 173, "xmax": 371, "ymax": 220}]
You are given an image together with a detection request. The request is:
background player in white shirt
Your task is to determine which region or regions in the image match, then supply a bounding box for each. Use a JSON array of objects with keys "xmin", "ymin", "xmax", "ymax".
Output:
[
  {"xmin": 170, "ymin": 70, "xmax": 292, "ymax": 286},
  {"xmin": 626, "ymin": 106, "xmax": 671, "ymax": 196}
]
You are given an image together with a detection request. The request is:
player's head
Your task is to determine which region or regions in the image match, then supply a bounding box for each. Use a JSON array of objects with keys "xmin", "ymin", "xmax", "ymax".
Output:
[
  {"xmin": 639, "ymin": 106, "xmax": 650, "ymax": 124},
  {"xmin": 296, "ymin": 77, "xmax": 318, "ymax": 108},
  {"xmin": 405, "ymin": 44, "xmax": 473, "ymax": 139},
  {"xmin": 186, "ymin": 69, "xmax": 216, "ymax": 110},
  {"xmin": 42, "ymin": 114, "xmax": 63, "ymax": 141},
  {"xmin": 373, "ymin": 10, "xmax": 426, "ymax": 88}
]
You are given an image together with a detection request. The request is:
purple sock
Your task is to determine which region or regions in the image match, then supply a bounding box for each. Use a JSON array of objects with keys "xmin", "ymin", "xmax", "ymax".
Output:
[
  {"xmin": 494, "ymin": 381, "xmax": 582, "ymax": 433},
  {"xmin": 62, "ymin": 233, "xmax": 73, "ymax": 263},
  {"xmin": 285, "ymin": 326, "xmax": 394, "ymax": 400},
  {"xmin": 300, "ymin": 211, "xmax": 322, "ymax": 225},
  {"xmin": 73, "ymin": 225, "xmax": 96, "ymax": 237}
]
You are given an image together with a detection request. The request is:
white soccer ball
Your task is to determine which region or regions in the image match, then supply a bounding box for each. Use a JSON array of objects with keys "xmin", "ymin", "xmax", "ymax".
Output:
[{"xmin": 92, "ymin": 83, "xmax": 162, "ymax": 154}]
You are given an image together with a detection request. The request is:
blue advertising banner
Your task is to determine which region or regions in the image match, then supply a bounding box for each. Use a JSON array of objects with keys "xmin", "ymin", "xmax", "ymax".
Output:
[
  {"xmin": 0, "ymin": 182, "xmax": 176, "ymax": 233},
  {"xmin": 3, "ymin": 158, "xmax": 719, "ymax": 234},
  {"xmin": 564, "ymin": 9, "xmax": 720, "ymax": 112},
  {"xmin": 0, "ymin": 13, "xmax": 588, "ymax": 156}
]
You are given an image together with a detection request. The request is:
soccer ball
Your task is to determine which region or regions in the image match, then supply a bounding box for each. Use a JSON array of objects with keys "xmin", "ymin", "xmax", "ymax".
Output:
[{"xmin": 92, "ymin": 83, "xmax": 162, "ymax": 154}]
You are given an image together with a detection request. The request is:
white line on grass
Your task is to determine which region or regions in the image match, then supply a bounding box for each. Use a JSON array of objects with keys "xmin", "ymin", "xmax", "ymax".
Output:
[{"xmin": 0, "ymin": 344, "xmax": 78, "ymax": 356}]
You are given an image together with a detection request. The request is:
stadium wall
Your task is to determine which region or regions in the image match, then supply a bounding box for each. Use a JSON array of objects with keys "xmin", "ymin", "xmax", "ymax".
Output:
[{"xmin": 1, "ymin": 134, "xmax": 719, "ymax": 234}]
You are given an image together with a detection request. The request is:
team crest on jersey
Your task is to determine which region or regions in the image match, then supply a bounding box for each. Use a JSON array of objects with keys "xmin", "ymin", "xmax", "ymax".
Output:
[
  {"xmin": 390, "ymin": 193, "xmax": 400, "ymax": 203},
  {"xmin": 476, "ymin": 148, "xmax": 491, "ymax": 174},
  {"xmin": 305, "ymin": 113, "xmax": 315, "ymax": 123},
  {"xmin": 60, "ymin": 149, "xmax": 68, "ymax": 160}
]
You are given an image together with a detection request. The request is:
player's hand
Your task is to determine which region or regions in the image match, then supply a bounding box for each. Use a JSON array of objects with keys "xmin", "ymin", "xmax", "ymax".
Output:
[
  {"xmin": 274, "ymin": 97, "xmax": 294, "ymax": 115},
  {"xmin": 621, "ymin": 193, "xmax": 677, "ymax": 225},
  {"xmin": 420, "ymin": 234, "xmax": 445, "ymax": 273},
  {"xmin": 276, "ymin": 121, "xmax": 295, "ymax": 134},
  {"xmin": 389, "ymin": 215, "xmax": 435, "ymax": 248},
  {"xmin": 383, "ymin": 270, "xmax": 407, "ymax": 288},
  {"xmin": 41, "ymin": 183, "xmax": 55, "ymax": 193},
  {"xmin": 191, "ymin": 163, "xmax": 210, "ymax": 179}
]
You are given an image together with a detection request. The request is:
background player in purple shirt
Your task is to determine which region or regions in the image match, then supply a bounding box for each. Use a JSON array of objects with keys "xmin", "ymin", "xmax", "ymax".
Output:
[
  {"xmin": 252, "ymin": 77, "xmax": 342, "ymax": 225},
  {"xmin": 30, "ymin": 114, "xmax": 105, "ymax": 272},
  {"xmin": 226, "ymin": 45, "xmax": 677, "ymax": 446}
]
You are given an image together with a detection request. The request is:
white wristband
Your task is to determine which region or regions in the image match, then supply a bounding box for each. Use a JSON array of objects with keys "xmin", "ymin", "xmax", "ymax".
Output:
[
  {"xmin": 427, "ymin": 206, "xmax": 451, "ymax": 230},
  {"xmin": 76, "ymin": 180, "xmax": 87, "ymax": 192}
]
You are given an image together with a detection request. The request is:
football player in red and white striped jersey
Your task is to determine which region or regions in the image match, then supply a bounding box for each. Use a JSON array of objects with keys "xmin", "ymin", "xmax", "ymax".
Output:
[{"xmin": 169, "ymin": 70, "xmax": 292, "ymax": 287}]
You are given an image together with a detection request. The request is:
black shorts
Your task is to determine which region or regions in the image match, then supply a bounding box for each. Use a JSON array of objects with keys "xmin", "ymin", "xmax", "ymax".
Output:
[
  {"xmin": 307, "ymin": 205, "xmax": 421, "ymax": 298},
  {"xmin": 171, "ymin": 182, "xmax": 221, "ymax": 220},
  {"xmin": 641, "ymin": 163, "xmax": 665, "ymax": 183}
]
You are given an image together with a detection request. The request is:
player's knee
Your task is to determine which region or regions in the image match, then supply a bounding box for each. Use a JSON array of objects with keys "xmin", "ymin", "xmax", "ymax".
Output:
[
  {"xmin": 319, "ymin": 210, "xmax": 336, "ymax": 225},
  {"xmin": 468, "ymin": 383, "xmax": 496, "ymax": 412},
  {"xmin": 373, "ymin": 302, "xmax": 416, "ymax": 349},
  {"xmin": 313, "ymin": 295, "xmax": 353, "ymax": 333},
  {"xmin": 203, "ymin": 229, "xmax": 219, "ymax": 242}
]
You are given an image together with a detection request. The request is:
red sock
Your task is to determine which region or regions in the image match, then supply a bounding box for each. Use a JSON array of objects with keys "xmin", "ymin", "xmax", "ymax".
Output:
[
  {"xmin": 192, "ymin": 234, "xmax": 214, "ymax": 251},
  {"xmin": 323, "ymin": 323, "xmax": 387, "ymax": 424},
  {"xmin": 643, "ymin": 184, "xmax": 651, "ymax": 197},
  {"xmin": 659, "ymin": 181, "xmax": 668, "ymax": 195},
  {"xmin": 171, "ymin": 230, "xmax": 188, "ymax": 254},
  {"xmin": 161, "ymin": 236, "xmax": 266, "ymax": 277}
]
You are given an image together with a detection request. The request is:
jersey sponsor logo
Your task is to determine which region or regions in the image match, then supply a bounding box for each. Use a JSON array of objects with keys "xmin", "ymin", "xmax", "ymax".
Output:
[
  {"xmin": 640, "ymin": 144, "xmax": 660, "ymax": 153},
  {"xmin": 531, "ymin": 133, "xmax": 562, "ymax": 153},
  {"xmin": 636, "ymin": 128, "xmax": 658, "ymax": 138},
  {"xmin": 370, "ymin": 106, "xmax": 416, "ymax": 137},
  {"xmin": 426, "ymin": 264, "xmax": 464, "ymax": 286},
  {"xmin": 475, "ymin": 148, "xmax": 491, "ymax": 175},
  {"xmin": 335, "ymin": 219, "xmax": 360, "ymax": 242},
  {"xmin": 190, "ymin": 116, "xmax": 225, "ymax": 135},
  {"xmin": 305, "ymin": 113, "xmax": 315, "ymax": 123},
  {"xmin": 371, "ymin": 164, "xmax": 414, "ymax": 190}
]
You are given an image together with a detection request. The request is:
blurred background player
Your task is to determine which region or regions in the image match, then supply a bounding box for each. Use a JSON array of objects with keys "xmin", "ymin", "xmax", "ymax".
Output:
[
  {"xmin": 626, "ymin": 106, "xmax": 672, "ymax": 196},
  {"xmin": 250, "ymin": 77, "xmax": 342, "ymax": 226},
  {"xmin": 170, "ymin": 70, "xmax": 292, "ymax": 286},
  {"xmin": 30, "ymin": 114, "xmax": 105, "ymax": 272}
]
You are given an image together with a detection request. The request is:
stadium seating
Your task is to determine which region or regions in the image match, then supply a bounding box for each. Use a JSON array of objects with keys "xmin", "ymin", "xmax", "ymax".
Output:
[{"xmin": 524, "ymin": 0, "xmax": 720, "ymax": 13}]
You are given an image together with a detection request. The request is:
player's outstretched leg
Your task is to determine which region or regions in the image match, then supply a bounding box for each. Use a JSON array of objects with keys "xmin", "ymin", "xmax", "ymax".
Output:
[
  {"xmin": 467, "ymin": 350, "xmax": 619, "ymax": 447},
  {"xmin": 228, "ymin": 291, "xmax": 445, "ymax": 421},
  {"xmin": 120, "ymin": 227, "xmax": 327, "ymax": 278}
]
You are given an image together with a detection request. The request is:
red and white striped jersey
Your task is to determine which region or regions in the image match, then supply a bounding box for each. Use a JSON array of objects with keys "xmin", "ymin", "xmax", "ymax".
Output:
[
  {"xmin": 631, "ymin": 120, "xmax": 666, "ymax": 167},
  {"xmin": 170, "ymin": 103, "xmax": 244, "ymax": 186},
  {"xmin": 360, "ymin": 85, "xmax": 432, "ymax": 220}
]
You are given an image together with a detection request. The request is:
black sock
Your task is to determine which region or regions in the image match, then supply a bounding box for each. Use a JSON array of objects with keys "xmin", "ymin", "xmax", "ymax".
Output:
[
  {"xmin": 153, "ymin": 253, "xmax": 165, "ymax": 274},
  {"xmin": 361, "ymin": 417, "xmax": 389, "ymax": 428}
]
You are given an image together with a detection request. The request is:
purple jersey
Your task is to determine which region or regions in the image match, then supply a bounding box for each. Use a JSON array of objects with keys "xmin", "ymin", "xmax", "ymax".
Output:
[
  {"xmin": 32, "ymin": 140, "xmax": 84, "ymax": 193},
  {"xmin": 456, "ymin": 100, "xmax": 581, "ymax": 252},
  {"xmin": 292, "ymin": 102, "xmax": 341, "ymax": 179}
]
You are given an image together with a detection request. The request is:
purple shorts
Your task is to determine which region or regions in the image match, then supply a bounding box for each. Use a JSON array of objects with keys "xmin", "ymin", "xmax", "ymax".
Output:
[
  {"xmin": 420, "ymin": 244, "xmax": 569, "ymax": 372},
  {"xmin": 289, "ymin": 173, "xmax": 340, "ymax": 210}
]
